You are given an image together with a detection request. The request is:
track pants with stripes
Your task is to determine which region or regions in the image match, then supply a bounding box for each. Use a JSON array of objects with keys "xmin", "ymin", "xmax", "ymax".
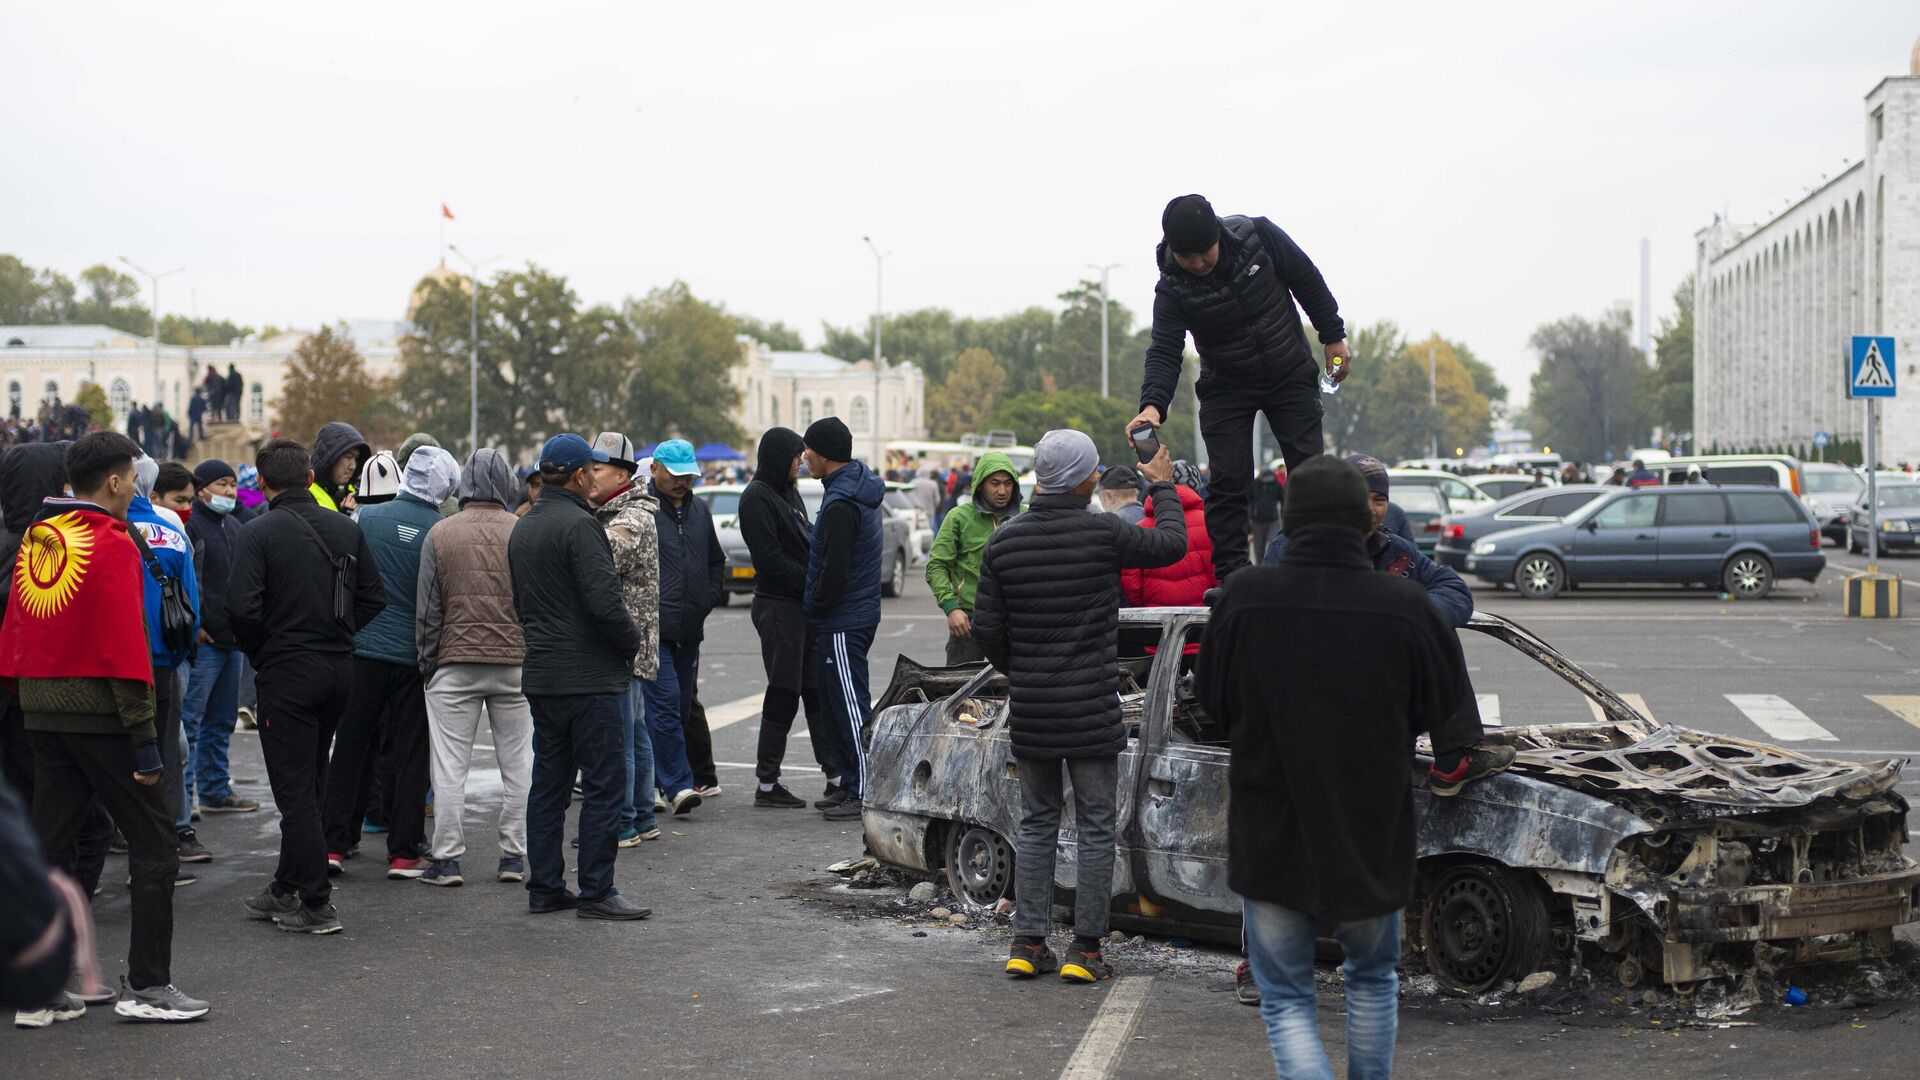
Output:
[{"xmin": 815, "ymin": 625, "xmax": 877, "ymax": 800}]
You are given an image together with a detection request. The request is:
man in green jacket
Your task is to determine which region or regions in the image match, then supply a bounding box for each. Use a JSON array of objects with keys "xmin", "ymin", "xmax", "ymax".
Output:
[{"xmin": 925, "ymin": 451, "xmax": 1022, "ymax": 665}]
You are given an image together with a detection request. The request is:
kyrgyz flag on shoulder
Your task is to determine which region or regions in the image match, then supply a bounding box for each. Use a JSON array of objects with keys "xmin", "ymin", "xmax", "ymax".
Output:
[{"xmin": 0, "ymin": 499, "xmax": 154, "ymax": 685}]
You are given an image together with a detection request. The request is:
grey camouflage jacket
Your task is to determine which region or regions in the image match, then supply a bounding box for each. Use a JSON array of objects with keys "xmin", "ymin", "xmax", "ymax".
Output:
[{"xmin": 596, "ymin": 483, "xmax": 661, "ymax": 679}]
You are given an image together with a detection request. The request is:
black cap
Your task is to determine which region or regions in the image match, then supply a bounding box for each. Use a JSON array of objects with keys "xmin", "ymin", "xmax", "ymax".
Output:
[
  {"xmin": 1282, "ymin": 455, "xmax": 1371, "ymax": 536},
  {"xmin": 1097, "ymin": 464, "xmax": 1140, "ymax": 491},
  {"xmin": 804, "ymin": 417, "xmax": 853, "ymax": 463},
  {"xmin": 1162, "ymin": 194, "xmax": 1221, "ymax": 255}
]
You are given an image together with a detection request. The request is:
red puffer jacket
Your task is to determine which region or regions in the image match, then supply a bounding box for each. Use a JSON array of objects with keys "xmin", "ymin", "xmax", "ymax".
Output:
[{"xmin": 1120, "ymin": 485, "xmax": 1216, "ymax": 607}]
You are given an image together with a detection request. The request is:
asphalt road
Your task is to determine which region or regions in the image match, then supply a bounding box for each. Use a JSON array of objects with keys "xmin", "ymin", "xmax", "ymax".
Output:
[{"xmin": 6, "ymin": 546, "xmax": 1920, "ymax": 1078}]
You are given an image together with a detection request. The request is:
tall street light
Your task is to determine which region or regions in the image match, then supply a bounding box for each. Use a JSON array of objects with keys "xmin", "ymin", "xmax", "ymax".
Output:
[
  {"xmin": 1087, "ymin": 263, "xmax": 1119, "ymax": 398},
  {"xmin": 119, "ymin": 256, "xmax": 184, "ymax": 402},
  {"xmin": 862, "ymin": 236, "xmax": 890, "ymax": 463},
  {"xmin": 447, "ymin": 245, "xmax": 503, "ymax": 456}
]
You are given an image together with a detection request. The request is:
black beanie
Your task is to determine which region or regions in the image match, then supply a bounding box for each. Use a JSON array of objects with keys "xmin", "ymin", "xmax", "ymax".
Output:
[
  {"xmin": 1162, "ymin": 194, "xmax": 1221, "ymax": 255},
  {"xmin": 1282, "ymin": 455, "xmax": 1372, "ymax": 536},
  {"xmin": 192, "ymin": 458, "xmax": 236, "ymax": 490},
  {"xmin": 804, "ymin": 416, "xmax": 854, "ymax": 463}
]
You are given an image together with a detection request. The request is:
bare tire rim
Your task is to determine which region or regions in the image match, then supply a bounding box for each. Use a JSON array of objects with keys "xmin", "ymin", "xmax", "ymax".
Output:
[
  {"xmin": 1518, "ymin": 557, "xmax": 1559, "ymax": 596},
  {"xmin": 946, "ymin": 825, "xmax": 1013, "ymax": 910},
  {"xmin": 1428, "ymin": 871, "xmax": 1510, "ymax": 991},
  {"xmin": 1729, "ymin": 557, "xmax": 1769, "ymax": 596}
]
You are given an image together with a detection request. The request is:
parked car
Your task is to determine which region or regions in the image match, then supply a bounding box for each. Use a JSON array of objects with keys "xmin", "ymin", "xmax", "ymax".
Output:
[
  {"xmin": 1641, "ymin": 454, "xmax": 1806, "ymax": 495},
  {"xmin": 1844, "ymin": 481, "xmax": 1920, "ymax": 555},
  {"xmin": 694, "ymin": 479, "xmax": 915, "ymax": 602},
  {"xmin": 1464, "ymin": 485, "xmax": 1824, "ymax": 599},
  {"xmin": 1394, "ymin": 486, "xmax": 1451, "ymax": 554},
  {"xmin": 884, "ymin": 483, "xmax": 934, "ymax": 564},
  {"xmin": 1434, "ymin": 486, "xmax": 1609, "ymax": 570},
  {"xmin": 1801, "ymin": 463, "xmax": 1866, "ymax": 544},
  {"xmin": 862, "ymin": 608, "xmax": 1919, "ymax": 993},
  {"xmin": 1390, "ymin": 468, "xmax": 1492, "ymax": 514}
]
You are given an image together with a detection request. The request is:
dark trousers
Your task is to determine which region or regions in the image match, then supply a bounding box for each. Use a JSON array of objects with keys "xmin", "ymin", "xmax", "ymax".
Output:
[
  {"xmin": 258, "ymin": 653, "xmax": 352, "ymax": 908},
  {"xmin": 29, "ymin": 731, "xmax": 178, "ymax": 989},
  {"xmin": 1198, "ymin": 364, "xmax": 1323, "ymax": 581},
  {"xmin": 153, "ymin": 665, "xmax": 181, "ymax": 834},
  {"xmin": 1012, "ymin": 753, "xmax": 1119, "ymax": 943},
  {"xmin": 751, "ymin": 595, "xmax": 833, "ymax": 785},
  {"xmin": 323, "ymin": 658, "xmax": 430, "ymax": 859},
  {"xmin": 815, "ymin": 624, "xmax": 877, "ymax": 799},
  {"xmin": 526, "ymin": 692, "xmax": 624, "ymax": 904},
  {"xmin": 686, "ymin": 683, "xmax": 716, "ymax": 790}
]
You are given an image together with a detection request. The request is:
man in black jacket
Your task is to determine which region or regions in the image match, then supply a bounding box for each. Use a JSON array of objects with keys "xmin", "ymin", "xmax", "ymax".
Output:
[
  {"xmin": 1194, "ymin": 456, "xmax": 1508, "ymax": 1076},
  {"xmin": 1129, "ymin": 194, "xmax": 1351, "ymax": 584},
  {"xmin": 738, "ymin": 427, "xmax": 833, "ymax": 809},
  {"xmin": 639, "ymin": 439, "xmax": 724, "ymax": 812},
  {"xmin": 227, "ymin": 439, "xmax": 386, "ymax": 935},
  {"xmin": 509, "ymin": 434, "xmax": 649, "ymax": 921},
  {"xmin": 181, "ymin": 460, "xmax": 258, "ymax": 817},
  {"xmin": 973, "ymin": 429, "xmax": 1185, "ymax": 983}
]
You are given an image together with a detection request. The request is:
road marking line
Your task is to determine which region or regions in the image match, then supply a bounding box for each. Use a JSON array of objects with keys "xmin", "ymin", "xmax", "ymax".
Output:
[
  {"xmin": 1726, "ymin": 694, "xmax": 1836, "ymax": 742},
  {"xmin": 1866, "ymin": 695, "xmax": 1920, "ymax": 731},
  {"xmin": 703, "ymin": 693, "xmax": 765, "ymax": 731},
  {"xmin": 713, "ymin": 760, "xmax": 822, "ymax": 774},
  {"xmin": 1058, "ymin": 976, "xmax": 1152, "ymax": 1080},
  {"xmin": 1586, "ymin": 693, "xmax": 1653, "ymax": 724},
  {"xmin": 1476, "ymin": 693, "xmax": 1501, "ymax": 727}
]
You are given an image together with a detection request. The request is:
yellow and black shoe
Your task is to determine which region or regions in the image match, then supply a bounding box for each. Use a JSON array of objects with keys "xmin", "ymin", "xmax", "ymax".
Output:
[
  {"xmin": 1005, "ymin": 939, "xmax": 1058, "ymax": 978},
  {"xmin": 1060, "ymin": 947, "xmax": 1114, "ymax": 984}
]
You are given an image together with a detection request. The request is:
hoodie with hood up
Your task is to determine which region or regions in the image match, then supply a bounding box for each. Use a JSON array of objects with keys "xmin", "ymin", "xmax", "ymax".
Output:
[
  {"xmin": 309, "ymin": 421, "xmax": 371, "ymax": 513},
  {"xmin": 739, "ymin": 427, "xmax": 811, "ymax": 602},
  {"xmin": 803, "ymin": 458, "xmax": 886, "ymax": 631},
  {"xmin": 925, "ymin": 450, "xmax": 1021, "ymax": 616},
  {"xmin": 416, "ymin": 448, "xmax": 526, "ymax": 674}
]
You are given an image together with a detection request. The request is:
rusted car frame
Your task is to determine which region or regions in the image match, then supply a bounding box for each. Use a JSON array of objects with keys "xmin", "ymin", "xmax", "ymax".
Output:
[{"xmin": 862, "ymin": 609, "xmax": 1920, "ymax": 992}]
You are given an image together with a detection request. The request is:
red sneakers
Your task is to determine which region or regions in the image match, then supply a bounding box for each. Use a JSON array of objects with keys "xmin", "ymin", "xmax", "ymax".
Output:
[
  {"xmin": 326, "ymin": 853, "xmax": 346, "ymax": 876},
  {"xmin": 386, "ymin": 857, "xmax": 428, "ymax": 880}
]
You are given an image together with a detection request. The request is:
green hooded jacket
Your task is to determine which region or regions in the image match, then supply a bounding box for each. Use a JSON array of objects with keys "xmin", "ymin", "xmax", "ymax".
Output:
[{"xmin": 925, "ymin": 451, "xmax": 1022, "ymax": 615}]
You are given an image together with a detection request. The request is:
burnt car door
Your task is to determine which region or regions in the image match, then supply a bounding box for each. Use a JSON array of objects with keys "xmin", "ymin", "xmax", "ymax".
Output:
[{"xmin": 1122, "ymin": 614, "xmax": 1241, "ymax": 936}]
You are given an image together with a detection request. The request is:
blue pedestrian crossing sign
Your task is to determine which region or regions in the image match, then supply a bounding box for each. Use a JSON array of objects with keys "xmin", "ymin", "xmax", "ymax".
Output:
[
  {"xmin": 1848, "ymin": 336, "xmax": 1896, "ymax": 399},
  {"xmin": 1813, "ymin": 430, "xmax": 1830, "ymax": 448}
]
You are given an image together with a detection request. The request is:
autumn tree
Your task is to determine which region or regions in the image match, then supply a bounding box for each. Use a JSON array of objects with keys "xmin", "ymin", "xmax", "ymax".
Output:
[
  {"xmin": 1404, "ymin": 334, "xmax": 1493, "ymax": 454},
  {"xmin": 927, "ymin": 347, "xmax": 1008, "ymax": 438},
  {"xmin": 732, "ymin": 315, "xmax": 806, "ymax": 351},
  {"xmin": 73, "ymin": 265, "xmax": 153, "ymax": 336},
  {"xmin": 73, "ymin": 381, "xmax": 110, "ymax": 428},
  {"xmin": 0, "ymin": 255, "xmax": 78, "ymax": 323},
  {"xmin": 275, "ymin": 324, "xmax": 403, "ymax": 448},
  {"xmin": 624, "ymin": 281, "xmax": 744, "ymax": 444}
]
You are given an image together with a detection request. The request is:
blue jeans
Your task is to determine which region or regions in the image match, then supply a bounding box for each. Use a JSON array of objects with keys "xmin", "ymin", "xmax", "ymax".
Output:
[
  {"xmin": 182, "ymin": 644, "xmax": 243, "ymax": 804},
  {"xmin": 1242, "ymin": 900, "xmax": 1400, "ymax": 1080},
  {"xmin": 525, "ymin": 692, "xmax": 625, "ymax": 904},
  {"xmin": 620, "ymin": 678, "xmax": 658, "ymax": 832},
  {"xmin": 640, "ymin": 642, "xmax": 699, "ymax": 797}
]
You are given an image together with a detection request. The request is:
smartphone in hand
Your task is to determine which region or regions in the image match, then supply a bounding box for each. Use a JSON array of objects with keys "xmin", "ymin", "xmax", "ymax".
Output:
[{"xmin": 1129, "ymin": 423, "xmax": 1160, "ymax": 465}]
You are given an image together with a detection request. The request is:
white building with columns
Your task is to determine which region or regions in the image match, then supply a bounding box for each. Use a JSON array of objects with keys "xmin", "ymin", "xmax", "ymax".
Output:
[
  {"xmin": 729, "ymin": 337, "xmax": 926, "ymax": 464},
  {"xmin": 1694, "ymin": 46, "xmax": 1920, "ymax": 464}
]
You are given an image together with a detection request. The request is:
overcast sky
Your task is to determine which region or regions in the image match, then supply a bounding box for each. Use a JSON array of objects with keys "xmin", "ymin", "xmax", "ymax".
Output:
[{"xmin": 4, "ymin": 2, "xmax": 1914, "ymax": 406}]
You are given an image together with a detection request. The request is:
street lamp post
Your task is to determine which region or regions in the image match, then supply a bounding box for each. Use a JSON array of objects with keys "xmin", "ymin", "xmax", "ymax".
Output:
[
  {"xmin": 447, "ymin": 245, "xmax": 502, "ymax": 457},
  {"xmin": 118, "ymin": 256, "xmax": 184, "ymax": 403},
  {"xmin": 863, "ymin": 236, "xmax": 890, "ymax": 463},
  {"xmin": 1428, "ymin": 339, "xmax": 1439, "ymax": 459},
  {"xmin": 1087, "ymin": 263, "xmax": 1119, "ymax": 398}
]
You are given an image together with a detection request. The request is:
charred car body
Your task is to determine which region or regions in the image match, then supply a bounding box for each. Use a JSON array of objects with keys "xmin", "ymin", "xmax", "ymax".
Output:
[{"xmin": 861, "ymin": 609, "xmax": 1920, "ymax": 993}]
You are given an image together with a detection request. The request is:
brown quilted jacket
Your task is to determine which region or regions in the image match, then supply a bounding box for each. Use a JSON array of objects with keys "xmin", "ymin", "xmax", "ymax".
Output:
[{"xmin": 416, "ymin": 502, "xmax": 526, "ymax": 673}]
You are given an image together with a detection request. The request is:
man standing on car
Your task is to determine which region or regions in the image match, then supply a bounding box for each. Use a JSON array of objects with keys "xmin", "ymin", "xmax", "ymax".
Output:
[
  {"xmin": 925, "ymin": 450, "xmax": 1021, "ymax": 665},
  {"xmin": 1130, "ymin": 194, "xmax": 1350, "ymax": 584},
  {"xmin": 639, "ymin": 439, "xmax": 723, "ymax": 815},
  {"xmin": 973, "ymin": 429, "xmax": 1186, "ymax": 983},
  {"xmin": 738, "ymin": 427, "xmax": 835, "ymax": 809},
  {"xmin": 802, "ymin": 418, "xmax": 886, "ymax": 822}
]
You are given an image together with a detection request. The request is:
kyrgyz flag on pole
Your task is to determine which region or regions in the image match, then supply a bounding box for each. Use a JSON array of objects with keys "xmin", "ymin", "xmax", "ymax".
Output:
[{"xmin": 0, "ymin": 506, "xmax": 153, "ymax": 685}]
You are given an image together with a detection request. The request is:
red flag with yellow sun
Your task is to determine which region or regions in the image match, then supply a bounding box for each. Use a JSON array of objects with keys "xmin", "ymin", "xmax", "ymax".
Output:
[{"xmin": 0, "ymin": 507, "xmax": 153, "ymax": 685}]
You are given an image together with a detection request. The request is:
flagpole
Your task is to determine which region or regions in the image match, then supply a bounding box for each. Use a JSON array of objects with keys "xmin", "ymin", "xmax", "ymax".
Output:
[{"xmin": 439, "ymin": 203, "xmax": 446, "ymax": 268}]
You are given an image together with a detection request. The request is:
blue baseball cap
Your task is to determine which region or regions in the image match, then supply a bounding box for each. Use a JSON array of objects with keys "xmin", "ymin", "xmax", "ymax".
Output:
[
  {"xmin": 653, "ymin": 438, "xmax": 698, "ymax": 477},
  {"xmin": 539, "ymin": 433, "xmax": 593, "ymax": 473}
]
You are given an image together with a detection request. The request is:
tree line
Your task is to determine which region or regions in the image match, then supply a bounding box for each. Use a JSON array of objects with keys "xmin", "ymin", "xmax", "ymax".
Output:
[
  {"xmin": 1524, "ymin": 277, "xmax": 1694, "ymax": 463},
  {"xmin": 0, "ymin": 254, "xmax": 268, "ymax": 346}
]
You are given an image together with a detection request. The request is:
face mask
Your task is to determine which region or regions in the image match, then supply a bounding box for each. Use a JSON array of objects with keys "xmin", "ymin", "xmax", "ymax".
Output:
[
  {"xmin": 175, "ymin": 506, "xmax": 192, "ymax": 523},
  {"xmin": 210, "ymin": 494, "xmax": 237, "ymax": 514}
]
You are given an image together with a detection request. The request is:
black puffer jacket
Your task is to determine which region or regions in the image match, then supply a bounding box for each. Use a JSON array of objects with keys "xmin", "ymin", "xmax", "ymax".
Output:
[
  {"xmin": 652, "ymin": 488, "xmax": 724, "ymax": 646},
  {"xmin": 0, "ymin": 443, "xmax": 72, "ymax": 624},
  {"xmin": 972, "ymin": 484, "xmax": 1187, "ymax": 759},
  {"xmin": 740, "ymin": 427, "xmax": 812, "ymax": 602},
  {"xmin": 1139, "ymin": 215, "xmax": 1345, "ymax": 416}
]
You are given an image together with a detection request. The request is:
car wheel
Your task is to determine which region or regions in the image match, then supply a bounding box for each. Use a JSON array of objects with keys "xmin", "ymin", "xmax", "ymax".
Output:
[
  {"xmin": 881, "ymin": 548, "xmax": 907, "ymax": 599},
  {"xmin": 1420, "ymin": 863, "xmax": 1551, "ymax": 994},
  {"xmin": 944, "ymin": 822, "xmax": 1014, "ymax": 912},
  {"xmin": 1512, "ymin": 553, "xmax": 1564, "ymax": 599},
  {"xmin": 1722, "ymin": 553, "xmax": 1774, "ymax": 600}
]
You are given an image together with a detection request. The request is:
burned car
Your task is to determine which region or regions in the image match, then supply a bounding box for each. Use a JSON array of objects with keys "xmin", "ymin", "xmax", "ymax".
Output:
[{"xmin": 861, "ymin": 609, "xmax": 1920, "ymax": 993}]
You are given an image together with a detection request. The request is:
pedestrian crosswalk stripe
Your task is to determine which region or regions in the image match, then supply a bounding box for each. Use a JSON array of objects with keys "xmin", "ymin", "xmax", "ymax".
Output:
[
  {"xmin": 1476, "ymin": 693, "xmax": 1500, "ymax": 728},
  {"xmin": 1587, "ymin": 693, "xmax": 1654, "ymax": 725},
  {"xmin": 1725, "ymin": 694, "xmax": 1837, "ymax": 742},
  {"xmin": 1866, "ymin": 695, "xmax": 1920, "ymax": 731},
  {"xmin": 705, "ymin": 693, "xmax": 766, "ymax": 732}
]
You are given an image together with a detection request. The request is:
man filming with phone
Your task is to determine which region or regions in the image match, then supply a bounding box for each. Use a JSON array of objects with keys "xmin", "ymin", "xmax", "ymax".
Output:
[{"xmin": 1130, "ymin": 194, "xmax": 1350, "ymax": 583}]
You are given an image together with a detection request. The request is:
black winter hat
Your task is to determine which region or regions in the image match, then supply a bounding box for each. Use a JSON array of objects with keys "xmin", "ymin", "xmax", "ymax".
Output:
[
  {"xmin": 192, "ymin": 458, "xmax": 236, "ymax": 489},
  {"xmin": 1343, "ymin": 454, "xmax": 1391, "ymax": 498},
  {"xmin": 1282, "ymin": 455, "xmax": 1372, "ymax": 536},
  {"xmin": 804, "ymin": 417, "xmax": 853, "ymax": 463},
  {"xmin": 1162, "ymin": 194, "xmax": 1221, "ymax": 255}
]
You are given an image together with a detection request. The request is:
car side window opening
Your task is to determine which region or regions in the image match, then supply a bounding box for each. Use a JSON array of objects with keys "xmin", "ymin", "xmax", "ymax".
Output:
[
  {"xmin": 1592, "ymin": 495, "xmax": 1657, "ymax": 530},
  {"xmin": 1500, "ymin": 497, "xmax": 1550, "ymax": 518},
  {"xmin": 1703, "ymin": 465, "xmax": 1778, "ymax": 486},
  {"xmin": 1535, "ymin": 491, "xmax": 1601, "ymax": 517},
  {"xmin": 1726, "ymin": 492, "xmax": 1801, "ymax": 525},
  {"xmin": 1167, "ymin": 625, "xmax": 1223, "ymax": 746},
  {"xmin": 1660, "ymin": 493, "xmax": 1729, "ymax": 527}
]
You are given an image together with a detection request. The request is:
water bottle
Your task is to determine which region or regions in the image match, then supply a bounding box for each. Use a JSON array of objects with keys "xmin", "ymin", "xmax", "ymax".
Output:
[{"xmin": 1319, "ymin": 356, "xmax": 1347, "ymax": 396}]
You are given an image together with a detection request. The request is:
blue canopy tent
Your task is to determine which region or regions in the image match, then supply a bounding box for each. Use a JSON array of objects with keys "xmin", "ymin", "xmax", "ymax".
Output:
[{"xmin": 694, "ymin": 442, "xmax": 745, "ymax": 462}]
